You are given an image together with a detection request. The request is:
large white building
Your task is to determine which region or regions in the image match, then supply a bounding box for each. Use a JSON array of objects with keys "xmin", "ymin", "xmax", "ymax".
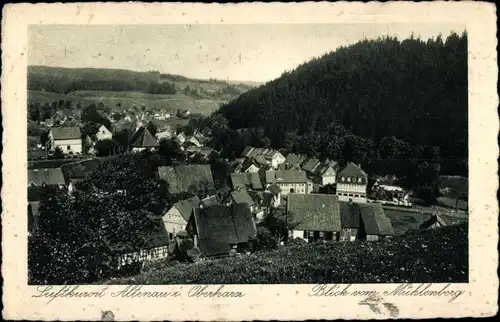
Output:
[
  {"xmin": 336, "ymin": 162, "xmax": 368, "ymax": 203},
  {"xmin": 47, "ymin": 127, "xmax": 82, "ymax": 155},
  {"xmin": 264, "ymin": 170, "xmax": 309, "ymax": 195}
]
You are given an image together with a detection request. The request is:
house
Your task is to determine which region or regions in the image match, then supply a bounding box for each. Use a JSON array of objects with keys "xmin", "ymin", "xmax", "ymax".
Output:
[
  {"xmin": 28, "ymin": 168, "xmax": 66, "ymax": 188},
  {"xmin": 230, "ymin": 189, "xmax": 256, "ymax": 212},
  {"xmin": 117, "ymin": 218, "xmax": 170, "ymax": 269},
  {"xmin": 60, "ymin": 158, "xmax": 103, "ymax": 193},
  {"xmin": 162, "ymin": 195, "xmax": 201, "ymax": 239},
  {"xmin": 187, "ymin": 203, "xmax": 257, "ymax": 258},
  {"xmin": 261, "ymin": 150, "xmax": 286, "ymax": 169},
  {"xmin": 339, "ymin": 201, "xmax": 362, "ymax": 241},
  {"xmin": 95, "ymin": 124, "xmax": 113, "ymax": 141},
  {"xmin": 315, "ymin": 160, "xmax": 339, "ymax": 186},
  {"xmin": 336, "ymin": 162, "xmax": 368, "ymax": 203},
  {"xmin": 197, "ymin": 147, "xmax": 217, "ymax": 161},
  {"xmin": 265, "ymin": 170, "xmax": 309, "ymax": 195},
  {"xmin": 47, "ymin": 127, "xmax": 82, "ymax": 155},
  {"xmin": 230, "ymin": 172, "xmax": 263, "ymax": 191},
  {"xmin": 285, "ymin": 153, "xmax": 307, "ymax": 170},
  {"xmin": 186, "ymin": 136, "xmax": 202, "ymax": 147},
  {"xmin": 420, "ymin": 214, "xmax": 456, "ymax": 230},
  {"xmin": 176, "ymin": 133, "xmax": 187, "ymax": 145},
  {"xmin": 357, "ymin": 203, "xmax": 394, "ymax": 241},
  {"xmin": 129, "ymin": 126, "xmax": 159, "ymax": 152},
  {"xmin": 287, "ymin": 193, "xmax": 342, "ymax": 243},
  {"xmin": 267, "ymin": 183, "xmax": 282, "ymax": 207},
  {"xmin": 158, "ymin": 164, "xmax": 215, "ymax": 196},
  {"xmin": 156, "ymin": 129, "xmax": 173, "ymax": 141},
  {"xmin": 301, "ymin": 158, "xmax": 322, "ymax": 174}
]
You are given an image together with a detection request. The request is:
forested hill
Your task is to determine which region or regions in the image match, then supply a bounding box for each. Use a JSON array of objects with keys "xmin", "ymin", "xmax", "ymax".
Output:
[
  {"xmin": 217, "ymin": 33, "xmax": 468, "ymax": 173},
  {"xmin": 28, "ymin": 65, "xmax": 254, "ymax": 95}
]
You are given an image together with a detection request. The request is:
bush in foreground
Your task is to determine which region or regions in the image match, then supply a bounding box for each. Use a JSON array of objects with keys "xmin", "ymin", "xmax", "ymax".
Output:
[{"xmin": 107, "ymin": 224, "xmax": 467, "ymax": 285}]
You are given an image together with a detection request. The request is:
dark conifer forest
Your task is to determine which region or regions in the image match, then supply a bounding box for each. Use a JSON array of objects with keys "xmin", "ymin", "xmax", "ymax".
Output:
[{"xmin": 216, "ymin": 32, "xmax": 468, "ymax": 178}]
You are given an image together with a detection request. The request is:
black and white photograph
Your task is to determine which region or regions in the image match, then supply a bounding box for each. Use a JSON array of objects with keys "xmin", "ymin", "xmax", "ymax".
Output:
[
  {"xmin": 25, "ymin": 22, "xmax": 470, "ymax": 286},
  {"xmin": 2, "ymin": 2, "xmax": 498, "ymax": 320}
]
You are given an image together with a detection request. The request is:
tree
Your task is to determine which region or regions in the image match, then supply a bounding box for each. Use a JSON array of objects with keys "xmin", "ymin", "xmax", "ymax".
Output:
[
  {"xmin": 146, "ymin": 121, "xmax": 158, "ymax": 136},
  {"xmin": 112, "ymin": 128, "xmax": 132, "ymax": 153},
  {"xmin": 51, "ymin": 146, "xmax": 65, "ymax": 159},
  {"xmin": 40, "ymin": 130, "xmax": 50, "ymax": 146},
  {"xmin": 80, "ymin": 121, "xmax": 102, "ymax": 139},
  {"xmin": 158, "ymin": 138, "xmax": 183, "ymax": 163},
  {"xmin": 250, "ymin": 226, "xmax": 278, "ymax": 251},
  {"xmin": 95, "ymin": 139, "xmax": 118, "ymax": 156}
]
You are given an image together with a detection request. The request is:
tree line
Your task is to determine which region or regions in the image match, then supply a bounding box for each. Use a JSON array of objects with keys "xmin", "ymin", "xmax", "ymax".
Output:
[
  {"xmin": 215, "ymin": 33, "xmax": 467, "ymax": 171},
  {"xmin": 28, "ymin": 67, "xmax": 176, "ymax": 95}
]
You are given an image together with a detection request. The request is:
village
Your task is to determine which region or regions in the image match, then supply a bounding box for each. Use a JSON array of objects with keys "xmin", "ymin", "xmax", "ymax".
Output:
[{"xmin": 27, "ymin": 112, "xmax": 468, "ymax": 271}]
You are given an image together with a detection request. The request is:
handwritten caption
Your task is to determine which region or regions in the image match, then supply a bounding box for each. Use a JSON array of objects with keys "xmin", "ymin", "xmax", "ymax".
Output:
[
  {"xmin": 31, "ymin": 283, "xmax": 465, "ymax": 304},
  {"xmin": 308, "ymin": 283, "xmax": 465, "ymax": 303},
  {"xmin": 32, "ymin": 285, "xmax": 244, "ymax": 303}
]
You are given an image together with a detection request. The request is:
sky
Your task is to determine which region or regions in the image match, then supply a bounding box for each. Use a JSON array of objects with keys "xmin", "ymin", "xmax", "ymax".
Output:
[{"xmin": 28, "ymin": 24, "xmax": 465, "ymax": 82}]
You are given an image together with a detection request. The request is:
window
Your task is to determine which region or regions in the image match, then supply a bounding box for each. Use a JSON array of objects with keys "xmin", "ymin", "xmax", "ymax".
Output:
[
  {"xmin": 67, "ymin": 145, "xmax": 71, "ymax": 150},
  {"xmin": 303, "ymin": 231, "xmax": 308, "ymax": 238},
  {"xmin": 319, "ymin": 231, "xmax": 324, "ymax": 238},
  {"xmin": 358, "ymin": 178, "xmax": 362, "ymax": 183},
  {"xmin": 309, "ymin": 231, "xmax": 314, "ymax": 237},
  {"xmin": 347, "ymin": 177, "xmax": 351, "ymax": 182},
  {"xmin": 342, "ymin": 177, "xmax": 345, "ymax": 182}
]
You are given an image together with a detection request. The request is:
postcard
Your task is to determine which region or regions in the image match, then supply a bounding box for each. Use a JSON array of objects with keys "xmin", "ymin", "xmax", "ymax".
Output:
[{"xmin": 2, "ymin": 1, "xmax": 498, "ymax": 320}]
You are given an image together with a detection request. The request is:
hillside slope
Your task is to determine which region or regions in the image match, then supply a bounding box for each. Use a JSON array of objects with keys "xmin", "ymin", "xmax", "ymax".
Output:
[
  {"xmin": 217, "ymin": 33, "xmax": 467, "ymax": 162},
  {"xmin": 109, "ymin": 224, "xmax": 467, "ymax": 284},
  {"xmin": 27, "ymin": 66, "xmax": 256, "ymax": 115}
]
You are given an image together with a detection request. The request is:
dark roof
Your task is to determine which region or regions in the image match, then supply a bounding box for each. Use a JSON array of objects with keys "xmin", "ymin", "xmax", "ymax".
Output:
[
  {"xmin": 266, "ymin": 170, "xmax": 307, "ymax": 184},
  {"xmin": 302, "ymin": 158, "xmax": 321, "ymax": 173},
  {"xmin": 261, "ymin": 192, "xmax": 274, "ymax": 208},
  {"xmin": 173, "ymin": 195, "xmax": 201, "ymax": 221},
  {"xmin": 338, "ymin": 162, "xmax": 368, "ymax": 179},
  {"xmin": 192, "ymin": 203, "xmax": 256, "ymax": 256},
  {"xmin": 339, "ymin": 202, "xmax": 361, "ymax": 228},
  {"xmin": 28, "ymin": 168, "xmax": 66, "ymax": 186},
  {"xmin": 158, "ymin": 165, "xmax": 215, "ymax": 195},
  {"xmin": 230, "ymin": 190, "xmax": 255, "ymax": 206},
  {"xmin": 287, "ymin": 193, "xmax": 341, "ymax": 232},
  {"xmin": 230, "ymin": 173, "xmax": 248, "ymax": 190},
  {"xmin": 60, "ymin": 158, "xmax": 103, "ymax": 185},
  {"xmin": 230, "ymin": 172, "xmax": 263, "ymax": 190},
  {"xmin": 50, "ymin": 127, "xmax": 82, "ymax": 140},
  {"xmin": 359, "ymin": 203, "xmax": 394, "ymax": 236},
  {"xmin": 420, "ymin": 214, "xmax": 456, "ymax": 229},
  {"xmin": 248, "ymin": 148, "xmax": 264, "ymax": 159},
  {"xmin": 268, "ymin": 183, "xmax": 282, "ymax": 195},
  {"xmin": 285, "ymin": 153, "xmax": 307, "ymax": 169},
  {"xmin": 130, "ymin": 126, "xmax": 159, "ymax": 148},
  {"xmin": 249, "ymin": 172, "xmax": 263, "ymax": 190}
]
